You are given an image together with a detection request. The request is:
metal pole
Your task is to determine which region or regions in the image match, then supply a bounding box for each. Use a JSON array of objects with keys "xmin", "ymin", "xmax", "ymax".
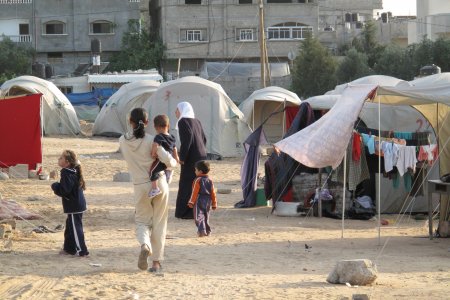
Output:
[
  {"xmin": 378, "ymin": 95, "xmax": 381, "ymax": 244},
  {"xmin": 318, "ymin": 168, "xmax": 322, "ymax": 218},
  {"xmin": 259, "ymin": 0, "xmax": 266, "ymax": 88},
  {"xmin": 341, "ymin": 152, "xmax": 347, "ymax": 238}
]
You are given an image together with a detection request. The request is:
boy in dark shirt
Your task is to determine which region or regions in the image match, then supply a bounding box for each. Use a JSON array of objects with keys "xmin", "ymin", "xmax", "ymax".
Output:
[{"xmin": 149, "ymin": 115, "xmax": 179, "ymax": 197}]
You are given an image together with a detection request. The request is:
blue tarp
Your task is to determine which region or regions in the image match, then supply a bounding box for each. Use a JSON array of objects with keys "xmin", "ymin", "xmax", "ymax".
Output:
[{"xmin": 66, "ymin": 88, "xmax": 117, "ymax": 107}]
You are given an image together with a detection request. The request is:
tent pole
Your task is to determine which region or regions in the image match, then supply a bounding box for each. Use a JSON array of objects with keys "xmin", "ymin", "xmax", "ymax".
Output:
[
  {"xmin": 318, "ymin": 168, "xmax": 322, "ymax": 218},
  {"xmin": 341, "ymin": 151, "xmax": 347, "ymax": 238},
  {"xmin": 378, "ymin": 95, "xmax": 381, "ymax": 245}
]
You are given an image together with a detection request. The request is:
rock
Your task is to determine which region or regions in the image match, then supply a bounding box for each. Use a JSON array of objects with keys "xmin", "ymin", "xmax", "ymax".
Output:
[
  {"xmin": 49, "ymin": 170, "xmax": 59, "ymax": 179},
  {"xmin": 28, "ymin": 195, "xmax": 44, "ymax": 201},
  {"xmin": 353, "ymin": 294, "xmax": 370, "ymax": 300},
  {"xmin": 327, "ymin": 259, "xmax": 378, "ymax": 286},
  {"xmin": 0, "ymin": 224, "xmax": 13, "ymax": 239},
  {"xmin": 0, "ymin": 219, "xmax": 16, "ymax": 230},
  {"xmin": 217, "ymin": 188, "xmax": 232, "ymax": 194},
  {"xmin": 113, "ymin": 172, "xmax": 131, "ymax": 182},
  {"xmin": 0, "ymin": 172, "xmax": 9, "ymax": 180},
  {"xmin": 8, "ymin": 164, "xmax": 28, "ymax": 179}
]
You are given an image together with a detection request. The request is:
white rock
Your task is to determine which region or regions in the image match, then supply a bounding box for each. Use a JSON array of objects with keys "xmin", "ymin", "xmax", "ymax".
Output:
[
  {"xmin": 327, "ymin": 259, "xmax": 378, "ymax": 286},
  {"xmin": 0, "ymin": 172, "xmax": 9, "ymax": 180}
]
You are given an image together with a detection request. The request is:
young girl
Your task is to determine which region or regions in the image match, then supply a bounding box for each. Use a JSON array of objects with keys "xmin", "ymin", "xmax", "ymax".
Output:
[{"xmin": 51, "ymin": 150, "xmax": 89, "ymax": 257}]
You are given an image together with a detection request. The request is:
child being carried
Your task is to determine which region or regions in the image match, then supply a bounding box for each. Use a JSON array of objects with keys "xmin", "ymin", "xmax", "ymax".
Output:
[{"xmin": 148, "ymin": 114, "xmax": 179, "ymax": 198}]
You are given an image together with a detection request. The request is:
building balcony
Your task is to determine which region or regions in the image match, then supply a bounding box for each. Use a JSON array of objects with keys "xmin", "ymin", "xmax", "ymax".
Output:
[
  {"xmin": 0, "ymin": 0, "xmax": 32, "ymax": 3},
  {"xmin": 0, "ymin": 34, "xmax": 32, "ymax": 43}
]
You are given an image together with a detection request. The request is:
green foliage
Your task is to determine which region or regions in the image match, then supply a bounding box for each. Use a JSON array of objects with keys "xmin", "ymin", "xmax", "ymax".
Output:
[
  {"xmin": 107, "ymin": 20, "xmax": 165, "ymax": 72},
  {"xmin": 0, "ymin": 36, "xmax": 35, "ymax": 80},
  {"xmin": 336, "ymin": 48, "xmax": 373, "ymax": 83},
  {"xmin": 431, "ymin": 37, "xmax": 450, "ymax": 72},
  {"xmin": 291, "ymin": 35, "xmax": 337, "ymax": 98},
  {"xmin": 352, "ymin": 20, "xmax": 385, "ymax": 68},
  {"xmin": 374, "ymin": 44, "xmax": 415, "ymax": 80}
]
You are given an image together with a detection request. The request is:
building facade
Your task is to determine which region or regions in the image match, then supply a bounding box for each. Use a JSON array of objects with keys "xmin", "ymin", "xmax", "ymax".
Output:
[
  {"xmin": 142, "ymin": 0, "xmax": 383, "ymax": 74},
  {"xmin": 409, "ymin": 0, "xmax": 450, "ymax": 44},
  {"xmin": 0, "ymin": 0, "xmax": 140, "ymax": 76}
]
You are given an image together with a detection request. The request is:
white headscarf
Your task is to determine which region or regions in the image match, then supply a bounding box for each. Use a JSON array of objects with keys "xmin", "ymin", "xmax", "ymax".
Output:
[
  {"xmin": 177, "ymin": 102, "xmax": 195, "ymax": 119},
  {"xmin": 175, "ymin": 102, "xmax": 195, "ymax": 129}
]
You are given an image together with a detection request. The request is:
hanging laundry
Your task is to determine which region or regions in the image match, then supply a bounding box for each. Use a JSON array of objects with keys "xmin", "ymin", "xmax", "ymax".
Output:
[
  {"xmin": 381, "ymin": 141, "xmax": 399, "ymax": 173},
  {"xmin": 361, "ymin": 133, "xmax": 375, "ymax": 154},
  {"xmin": 396, "ymin": 145, "xmax": 417, "ymax": 176},
  {"xmin": 352, "ymin": 132, "xmax": 361, "ymax": 162},
  {"xmin": 418, "ymin": 144, "xmax": 438, "ymax": 164}
]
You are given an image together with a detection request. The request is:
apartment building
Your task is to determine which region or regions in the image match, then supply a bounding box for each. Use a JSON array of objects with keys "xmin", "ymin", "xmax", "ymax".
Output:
[
  {"xmin": 140, "ymin": 1, "xmax": 382, "ymax": 73},
  {"xmin": 409, "ymin": 0, "xmax": 450, "ymax": 44},
  {"xmin": 0, "ymin": 0, "xmax": 140, "ymax": 76}
]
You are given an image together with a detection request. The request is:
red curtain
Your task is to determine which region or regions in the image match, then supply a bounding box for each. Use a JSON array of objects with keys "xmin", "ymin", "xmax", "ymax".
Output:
[
  {"xmin": 0, "ymin": 94, "xmax": 42, "ymax": 169},
  {"xmin": 285, "ymin": 106, "xmax": 299, "ymax": 131}
]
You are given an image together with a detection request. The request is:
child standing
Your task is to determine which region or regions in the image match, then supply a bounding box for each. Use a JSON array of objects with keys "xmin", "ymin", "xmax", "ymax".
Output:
[
  {"xmin": 51, "ymin": 150, "xmax": 89, "ymax": 257},
  {"xmin": 148, "ymin": 114, "xmax": 179, "ymax": 197},
  {"xmin": 187, "ymin": 160, "xmax": 217, "ymax": 237}
]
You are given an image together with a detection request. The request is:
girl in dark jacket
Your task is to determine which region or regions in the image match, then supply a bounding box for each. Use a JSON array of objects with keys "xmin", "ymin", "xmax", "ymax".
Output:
[{"xmin": 51, "ymin": 150, "xmax": 89, "ymax": 257}]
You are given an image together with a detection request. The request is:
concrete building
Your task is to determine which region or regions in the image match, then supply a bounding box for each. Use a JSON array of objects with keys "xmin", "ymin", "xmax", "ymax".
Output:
[
  {"xmin": 139, "ymin": 0, "xmax": 383, "ymax": 101},
  {"xmin": 0, "ymin": 0, "xmax": 140, "ymax": 76},
  {"xmin": 409, "ymin": 0, "xmax": 450, "ymax": 44}
]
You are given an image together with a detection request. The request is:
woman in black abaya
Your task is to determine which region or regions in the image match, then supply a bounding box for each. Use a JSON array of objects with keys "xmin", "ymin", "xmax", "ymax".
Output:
[{"xmin": 175, "ymin": 102, "xmax": 207, "ymax": 219}]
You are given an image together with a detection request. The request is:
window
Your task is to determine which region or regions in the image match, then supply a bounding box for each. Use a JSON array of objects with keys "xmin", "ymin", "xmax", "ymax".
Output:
[
  {"xmin": 185, "ymin": 0, "xmax": 201, "ymax": 4},
  {"xmin": 236, "ymin": 28, "xmax": 257, "ymax": 42},
  {"xmin": 267, "ymin": 23, "xmax": 312, "ymax": 40},
  {"xmin": 180, "ymin": 29, "xmax": 208, "ymax": 43},
  {"xmin": 19, "ymin": 24, "xmax": 29, "ymax": 35},
  {"xmin": 47, "ymin": 52, "xmax": 63, "ymax": 62},
  {"xmin": 267, "ymin": 0, "xmax": 292, "ymax": 3},
  {"xmin": 44, "ymin": 21, "xmax": 66, "ymax": 35},
  {"xmin": 59, "ymin": 86, "xmax": 73, "ymax": 94},
  {"xmin": 0, "ymin": 0, "xmax": 33, "ymax": 3},
  {"xmin": 90, "ymin": 21, "xmax": 114, "ymax": 34},
  {"xmin": 239, "ymin": 0, "xmax": 252, "ymax": 3}
]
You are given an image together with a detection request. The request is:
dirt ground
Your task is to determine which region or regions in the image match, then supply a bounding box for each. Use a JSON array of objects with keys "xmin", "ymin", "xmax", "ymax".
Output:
[{"xmin": 0, "ymin": 136, "xmax": 449, "ymax": 299}]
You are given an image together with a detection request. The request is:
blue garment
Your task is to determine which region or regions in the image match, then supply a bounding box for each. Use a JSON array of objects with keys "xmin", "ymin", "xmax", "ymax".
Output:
[
  {"xmin": 393, "ymin": 132, "xmax": 413, "ymax": 140},
  {"xmin": 361, "ymin": 133, "xmax": 375, "ymax": 154}
]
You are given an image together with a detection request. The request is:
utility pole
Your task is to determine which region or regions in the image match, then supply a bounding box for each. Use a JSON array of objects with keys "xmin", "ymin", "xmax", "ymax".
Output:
[{"xmin": 259, "ymin": 0, "xmax": 267, "ymax": 88}]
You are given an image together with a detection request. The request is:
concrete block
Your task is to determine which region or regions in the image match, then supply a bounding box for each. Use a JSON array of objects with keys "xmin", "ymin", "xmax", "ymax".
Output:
[
  {"xmin": 113, "ymin": 172, "xmax": 132, "ymax": 182},
  {"xmin": 0, "ymin": 219, "xmax": 16, "ymax": 230},
  {"xmin": 8, "ymin": 164, "xmax": 29, "ymax": 179}
]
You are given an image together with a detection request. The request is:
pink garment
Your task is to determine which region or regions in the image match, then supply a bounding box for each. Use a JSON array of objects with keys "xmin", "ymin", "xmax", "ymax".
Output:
[{"xmin": 418, "ymin": 144, "xmax": 438, "ymax": 164}]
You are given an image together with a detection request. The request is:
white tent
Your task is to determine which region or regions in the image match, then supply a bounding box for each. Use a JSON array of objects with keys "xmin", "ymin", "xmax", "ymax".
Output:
[
  {"xmin": 305, "ymin": 78, "xmax": 439, "ymax": 213},
  {"xmin": 93, "ymin": 80, "xmax": 160, "ymax": 137},
  {"xmin": 276, "ymin": 75, "xmax": 450, "ymax": 237},
  {"xmin": 143, "ymin": 76, "xmax": 251, "ymax": 158},
  {"xmin": 0, "ymin": 76, "xmax": 81, "ymax": 135},
  {"xmin": 239, "ymin": 86, "xmax": 301, "ymax": 143}
]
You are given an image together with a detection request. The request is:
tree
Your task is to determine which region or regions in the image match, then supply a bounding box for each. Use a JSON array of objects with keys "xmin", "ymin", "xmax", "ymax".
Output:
[
  {"xmin": 352, "ymin": 20, "xmax": 385, "ymax": 68},
  {"xmin": 0, "ymin": 36, "xmax": 35, "ymax": 81},
  {"xmin": 107, "ymin": 20, "xmax": 165, "ymax": 72},
  {"xmin": 374, "ymin": 44, "xmax": 415, "ymax": 80},
  {"xmin": 432, "ymin": 37, "xmax": 450, "ymax": 72},
  {"xmin": 291, "ymin": 35, "xmax": 337, "ymax": 98},
  {"xmin": 336, "ymin": 48, "xmax": 373, "ymax": 83}
]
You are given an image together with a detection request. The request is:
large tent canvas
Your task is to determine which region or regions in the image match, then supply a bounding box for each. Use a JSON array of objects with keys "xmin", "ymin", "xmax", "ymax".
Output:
[
  {"xmin": 143, "ymin": 76, "xmax": 251, "ymax": 158},
  {"xmin": 0, "ymin": 76, "xmax": 80, "ymax": 135},
  {"xmin": 93, "ymin": 80, "xmax": 160, "ymax": 137},
  {"xmin": 276, "ymin": 75, "xmax": 450, "ymax": 237},
  {"xmin": 305, "ymin": 76, "xmax": 439, "ymax": 213},
  {"xmin": 0, "ymin": 94, "xmax": 42, "ymax": 169},
  {"xmin": 239, "ymin": 86, "xmax": 301, "ymax": 143}
]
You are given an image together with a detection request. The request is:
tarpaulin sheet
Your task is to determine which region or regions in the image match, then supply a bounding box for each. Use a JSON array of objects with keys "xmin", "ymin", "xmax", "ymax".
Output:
[
  {"xmin": 0, "ymin": 94, "xmax": 42, "ymax": 169},
  {"xmin": 66, "ymin": 88, "xmax": 117, "ymax": 106}
]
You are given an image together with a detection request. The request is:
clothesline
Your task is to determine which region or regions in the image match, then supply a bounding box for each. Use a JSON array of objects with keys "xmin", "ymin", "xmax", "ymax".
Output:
[{"xmin": 355, "ymin": 126, "xmax": 431, "ymax": 146}]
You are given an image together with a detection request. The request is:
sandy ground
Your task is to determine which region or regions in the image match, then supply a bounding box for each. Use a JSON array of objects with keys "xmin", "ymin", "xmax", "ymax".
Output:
[{"xmin": 0, "ymin": 136, "xmax": 449, "ymax": 300}]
